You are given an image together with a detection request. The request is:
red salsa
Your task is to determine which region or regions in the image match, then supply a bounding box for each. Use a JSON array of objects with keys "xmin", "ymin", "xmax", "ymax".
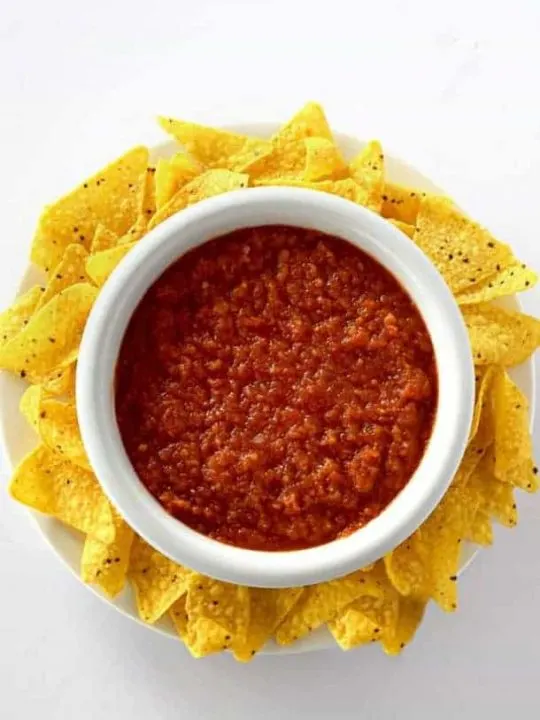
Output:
[{"xmin": 116, "ymin": 226, "xmax": 437, "ymax": 551}]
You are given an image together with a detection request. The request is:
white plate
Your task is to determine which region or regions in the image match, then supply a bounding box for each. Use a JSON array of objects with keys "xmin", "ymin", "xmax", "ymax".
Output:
[{"xmin": 0, "ymin": 123, "xmax": 535, "ymax": 655}]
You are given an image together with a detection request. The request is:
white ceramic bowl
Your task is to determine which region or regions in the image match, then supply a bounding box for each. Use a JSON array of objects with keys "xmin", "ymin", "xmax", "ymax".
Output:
[{"xmin": 76, "ymin": 185, "xmax": 474, "ymax": 588}]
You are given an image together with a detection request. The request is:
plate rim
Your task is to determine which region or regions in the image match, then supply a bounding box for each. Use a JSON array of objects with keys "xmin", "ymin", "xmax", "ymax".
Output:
[{"xmin": 0, "ymin": 120, "xmax": 535, "ymax": 656}]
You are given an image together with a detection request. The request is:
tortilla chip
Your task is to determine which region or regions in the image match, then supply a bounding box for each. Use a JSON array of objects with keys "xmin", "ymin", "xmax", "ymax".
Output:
[
  {"xmin": 469, "ymin": 366, "xmax": 496, "ymax": 440},
  {"xmin": 136, "ymin": 166, "xmax": 156, "ymax": 225},
  {"xmin": 466, "ymin": 509, "xmax": 493, "ymax": 546},
  {"xmin": 272, "ymin": 102, "xmax": 333, "ymax": 145},
  {"xmin": 171, "ymin": 595, "xmax": 233, "ymax": 658},
  {"xmin": 0, "ymin": 286, "xmax": 44, "ymax": 348},
  {"xmin": 275, "ymin": 569, "xmax": 382, "ymax": 645},
  {"xmin": 245, "ymin": 141, "xmax": 310, "ymax": 182},
  {"xmin": 0, "ymin": 283, "xmax": 98, "ymax": 383},
  {"xmin": 148, "ymin": 170, "xmax": 248, "ymax": 230},
  {"xmin": 329, "ymin": 607, "xmax": 381, "ymax": 649},
  {"xmin": 186, "ymin": 574, "xmax": 250, "ymax": 650},
  {"xmin": 389, "ymin": 219, "xmax": 415, "ymax": 238},
  {"xmin": 489, "ymin": 370, "xmax": 538, "ymax": 493},
  {"xmin": 90, "ymin": 225, "xmax": 119, "ymax": 254},
  {"xmin": 36, "ymin": 244, "xmax": 90, "ymax": 311},
  {"xmin": 19, "ymin": 384, "xmax": 42, "ymax": 429},
  {"xmin": 42, "ymin": 362, "xmax": 76, "ymax": 398},
  {"xmin": 155, "ymin": 153, "xmax": 201, "ymax": 209},
  {"xmin": 381, "ymin": 182, "xmax": 427, "ymax": 224},
  {"xmin": 382, "ymin": 595, "xmax": 427, "ymax": 655},
  {"xmin": 81, "ymin": 513, "xmax": 134, "ymax": 597},
  {"xmin": 462, "ymin": 303, "xmax": 540, "ymax": 366},
  {"xmin": 158, "ymin": 116, "xmax": 270, "ymax": 172},
  {"xmin": 9, "ymin": 445, "xmax": 114, "ymax": 542},
  {"xmin": 303, "ymin": 137, "xmax": 348, "ymax": 182},
  {"xmin": 384, "ymin": 539, "xmax": 429, "ymax": 598},
  {"xmin": 31, "ymin": 147, "xmax": 148, "ymax": 271},
  {"xmin": 233, "ymin": 587, "xmax": 304, "ymax": 661},
  {"xmin": 129, "ymin": 536, "xmax": 190, "ymax": 624},
  {"xmin": 349, "ymin": 141, "xmax": 385, "ymax": 212},
  {"xmin": 259, "ymin": 177, "xmax": 372, "ymax": 208},
  {"xmin": 413, "ymin": 197, "xmax": 514, "ymax": 294},
  {"xmin": 332, "ymin": 565, "xmax": 401, "ymax": 650},
  {"xmin": 415, "ymin": 481, "xmax": 480, "ymax": 612},
  {"xmin": 33, "ymin": 397, "xmax": 89, "ymax": 469},
  {"xmin": 467, "ymin": 452, "xmax": 518, "ymax": 528},
  {"xmin": 86, "ymin": 243, "xmax": 136, "ymax": 287},
  {"xmin": 456, "ymin": 262, "xmax": 537, "ymax": 305}
]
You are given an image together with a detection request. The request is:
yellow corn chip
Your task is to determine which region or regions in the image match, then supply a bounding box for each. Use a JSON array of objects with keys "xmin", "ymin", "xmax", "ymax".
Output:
[
  {"xmin": 31, "ymin": 147, "xmax": 148, "ymax": 271},
  {"xmin": 275, "ymin": 569, "xmax": 382, "ymax": 645},
  {"xmin": 34, "ymin": 397, "xmax": 89, "ymax": 469},
  {"xmin": 245, "ymin": 141, "xmax": 309, "ymax": 182},
  {"xmin": 462, "ymin": 303, "xmax": 540, "ymax": 366},
  {"xmin": 0, "ymin": 286, "xmax": 44, "ymax": 348},
  {"xmin": 233, "ymin": 587, "xmax": 304, "ymax": 661},
  {"xmin": 171, "ymin": 595, "xmax": 232, "ymax": 658},
  {"xmin": 148, "ymin": 170, "xmax": 248, "ymax": 230},
  {"xmin": 155, "ymin": 153, "xmax": 201, "ymax": 209},
  {"xmin": 42, "ymin": 362, "xmax": 76, "ymax": 398},
  {"xmin": 137, "ymin": 166, "xmax": 156, "ymax": 224},
  {"xmin": 333, "ymin": 565, "xmax": 401, "ymax": 650},
  {"xmin": 349, "ymin": 140, "xmax": 385, "ymax": 212},
  {"xmin": 129, "ymin": 536, "xmax": 190, "ymax": 624},
  {"xmin": 414, "ymin": 197, "xmax": 514, "ymax": 294},
  {"xmin": 303, "ymin": 137, "xmax": 348, "ymax": 182},
  {"xmin": 36, "ymin": 244, "xmax": 90, "ymax": 311},
  {"xmin": 19, "ymin": 384, "xmax": 42, "ymax": 429},
  {"xmin": 86, "ymin": 243, "xmax": 136, "ymax": 287},
  {"xmin": 467, "ymin": 452, "xmax": 518, "ymax": 528},
  {"xmin": 9, "ymin": 445, "xmax": 114, "ymax": 542},
  {"xmin": 381, "ymin": 182, "xmax": 427, "ymax": 224},
  {"xmin": 490, "ymin": 370, "xmax": 538, "ymax": 493},
  {"xmin": 329, "ymin": 607, "xmax": 381, "ymax": 649},
  {"xmin": 457, "ymin": 262, "xmax": 538, "ymax": 305},
  {"xmin": 466, "ymin": 509, "xmax": 493, "ymax": 546},
  {"xmin": 469, "ymin": 366, "xmax": 496, "ymax": 441},
  {"xmin": 186, "ymin": 574, "xmax": 250, "ymax": 646},
  {"xmin": 81, "ymin": 513, "xmax": 134, "ymax": 597},
  {"xmin": 417, "ymin": 481, "xmax": 481, "ymax": 611},
  {"xmin": 90, "ymin": 225, "xmax": 119, "ymax": 254},
  {"xmin": 158, "ymin": 116, "xmax": 270, "ymax": 172},
  {"xmin": 259, "ymin": 177, "xmax": 372, "ymax": 208},
  {"xmin": 272, "ymin": 102, "xmax": 333, "ymax": 145},
  {"xmin": 0, "ymin": 283, "xmax": 98, "ymax": 382},
  {"xmin": 384, "ymin": 539, "xmax": 429, "ymax": 598},
  {"xmin": 389, "ymin": 219, "xmax": 415, "ymax": 238},
  {"xmin": 382, "ymin": 595, "xmax": 427, "ymax": 655}
]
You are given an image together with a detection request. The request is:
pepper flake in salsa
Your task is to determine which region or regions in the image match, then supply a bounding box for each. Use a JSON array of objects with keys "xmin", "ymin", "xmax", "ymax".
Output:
[{"xmin": 115, "ymin": 226, "xmax": 438, "ymax": 551}]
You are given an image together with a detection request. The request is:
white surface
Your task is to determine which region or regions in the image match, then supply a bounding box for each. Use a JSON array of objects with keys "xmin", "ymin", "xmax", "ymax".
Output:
[{"xmin": 2, "ymin": 1, "xmax": 540, "ymax": 718}]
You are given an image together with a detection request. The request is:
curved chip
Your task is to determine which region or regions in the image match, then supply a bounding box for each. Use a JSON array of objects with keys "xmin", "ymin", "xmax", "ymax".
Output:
[
  {"xmin": 463, "ymin": 303, "xmax": 540, "ymax": 366},
  {"xmin": 81, "ymin": 512, "xmax": 134, "ymax": 598},
  {"xmin": 349, "ymin": 140, "xmax": 385, "ymax": 212},
  {"xmin": 414, "ymin": 197, "xmax": 514, "ymax": 293},
  {"xmin": 128, "ymin": 536, "xmax": 190, "ymax": 624},
  {"xmin": 9, "ymin": 445, "xmax": 114, "ymax": 542},
  {"xmin": 0, "ymin": 283, "xmax": 98, "ymax": 382},
  {"xmin": 158, "ymin": 116, "xmax": 270, "ymax": 172},
  {"xmin": 0, "ymin": 286, "xmax": 44, "ymax": 348},
  {"xmin": 31, "ymin": 146, "xmax": 149, "ymax": 271}
]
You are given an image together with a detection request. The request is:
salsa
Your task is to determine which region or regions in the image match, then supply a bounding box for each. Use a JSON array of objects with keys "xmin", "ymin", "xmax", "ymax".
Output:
[{"xmin": 115, "ymin": 225, "xmax": 437, "ymax": 551}]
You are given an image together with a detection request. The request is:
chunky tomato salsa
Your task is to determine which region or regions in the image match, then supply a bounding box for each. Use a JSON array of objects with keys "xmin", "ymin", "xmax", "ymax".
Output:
[{"xmin": 115, "ymin": 226, "xmax": 437, "ymax": 551}]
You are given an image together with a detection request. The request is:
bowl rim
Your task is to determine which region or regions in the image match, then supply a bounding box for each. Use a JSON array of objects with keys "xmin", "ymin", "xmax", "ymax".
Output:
[{"xmin": 76, "ymin": 185, "xmax": 475, "ymax": 588}]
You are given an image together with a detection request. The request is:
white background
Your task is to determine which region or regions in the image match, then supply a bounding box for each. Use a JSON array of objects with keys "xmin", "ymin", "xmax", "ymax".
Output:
[{"xmin": 1, "ymin": 1, "xmax": 540, "ymax": 718}]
